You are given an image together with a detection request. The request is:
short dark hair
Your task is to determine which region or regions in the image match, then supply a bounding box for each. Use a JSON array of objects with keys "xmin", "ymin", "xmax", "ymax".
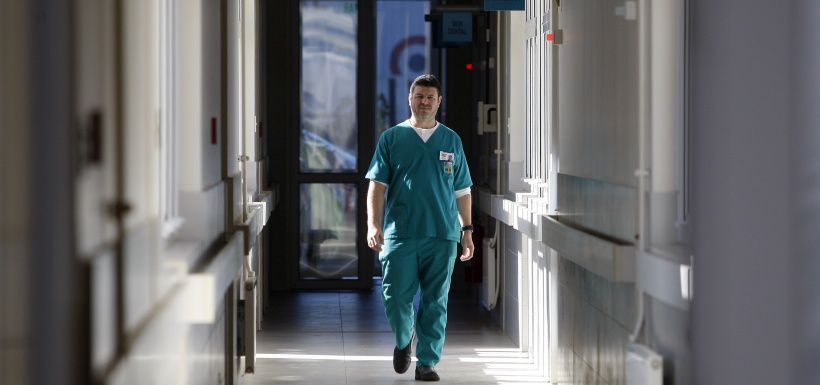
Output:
[{"xmin": 409, "ymin": 74, "xmax": 441, "ymax": 96}]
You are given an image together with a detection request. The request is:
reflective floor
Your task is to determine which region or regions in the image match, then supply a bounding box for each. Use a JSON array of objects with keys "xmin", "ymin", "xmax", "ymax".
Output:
[{"xmin": 241, "ymin": 285, "xmax": 546, "ymax": 384}]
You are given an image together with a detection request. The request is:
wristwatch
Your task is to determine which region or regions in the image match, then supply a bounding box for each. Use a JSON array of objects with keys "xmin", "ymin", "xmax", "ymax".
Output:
[{"xmin": 461, "ymin": 224, "xmax": 474, "ymax": 232}]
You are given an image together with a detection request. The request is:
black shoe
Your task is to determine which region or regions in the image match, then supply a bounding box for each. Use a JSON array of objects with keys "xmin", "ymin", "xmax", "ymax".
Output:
[
  {"xmin": 415, "ymin": 365, "xmax": 440, "ymax": 381},
  {"xmin": 392, "ymin": 330, "xmax": 415, "ymax": 374}
]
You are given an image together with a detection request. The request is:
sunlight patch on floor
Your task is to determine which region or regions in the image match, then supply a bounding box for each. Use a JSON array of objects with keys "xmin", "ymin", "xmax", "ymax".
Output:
[
  {"xmin": 257, "ymin": 353, "xmax": 417, "ymax": 362},
  {"xmin": 460, "ymin": 347, "xmax": 550, "ymax": 384}
]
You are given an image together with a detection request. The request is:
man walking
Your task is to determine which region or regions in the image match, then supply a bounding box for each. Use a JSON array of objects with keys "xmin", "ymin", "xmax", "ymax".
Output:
[{"xmin": 365, "ymin": 74, "xmax": 474, "ymax": 381}]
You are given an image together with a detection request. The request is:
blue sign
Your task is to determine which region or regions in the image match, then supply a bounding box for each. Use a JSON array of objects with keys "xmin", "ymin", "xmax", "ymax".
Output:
[
  {"xmin": 485, "ymin": 0, "xmax": 525, "ymax": 11},
  {"xmin": 441, "ymin": 12, "xmax": 472, "ymax": 44}
]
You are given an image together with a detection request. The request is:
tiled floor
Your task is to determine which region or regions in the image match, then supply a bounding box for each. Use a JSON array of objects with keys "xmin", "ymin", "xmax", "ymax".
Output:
[{"xmin": 239, "ymin": 285, "xmax": 548, "ymax": 384}]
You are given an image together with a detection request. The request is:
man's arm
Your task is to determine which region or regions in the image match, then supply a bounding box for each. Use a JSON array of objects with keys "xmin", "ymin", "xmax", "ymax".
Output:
[
  {"xmin": 456, "ymin": 194, "xmax": 474, "ymax": 261},
  {"xmin": 366, "ymin": 181, "xmax": 386, "ymax": 252}
]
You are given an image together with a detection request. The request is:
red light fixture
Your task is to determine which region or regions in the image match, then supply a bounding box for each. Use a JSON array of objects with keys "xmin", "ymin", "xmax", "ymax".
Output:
[{"xmin": 465, "ymin": 63, "xmax": 473, "ymax": 70}]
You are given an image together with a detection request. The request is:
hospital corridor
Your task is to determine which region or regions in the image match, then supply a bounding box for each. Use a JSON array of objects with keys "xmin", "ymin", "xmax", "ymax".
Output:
[
  {"xmin": 244, "ymin": 289, "xmax": 517, "ymax": 384},
  {"xmin": 2, "ymin": 0, "xmax": 820, "ymax": 384}
]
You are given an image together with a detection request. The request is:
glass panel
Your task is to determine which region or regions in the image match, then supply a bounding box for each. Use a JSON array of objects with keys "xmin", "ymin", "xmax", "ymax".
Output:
[
  {"xmin": 300, "ymin": 1, "xmax": 358, "ymax": 172},
  {"xmin": 375, "ymin": 0, "xmax": 431, "ymax": 140},
  {"xmin": 299, "ymin": 183, "xmax": 358, "ymax": 280}
]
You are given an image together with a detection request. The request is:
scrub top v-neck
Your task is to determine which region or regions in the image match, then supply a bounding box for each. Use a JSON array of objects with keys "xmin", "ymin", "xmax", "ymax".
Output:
[{"xmin": 366, "ymin": 121, "xmax": 473, "ymax": 242}]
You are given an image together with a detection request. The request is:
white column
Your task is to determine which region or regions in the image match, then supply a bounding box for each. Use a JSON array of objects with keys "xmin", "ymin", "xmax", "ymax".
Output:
[
  {"xmin": 792, "ymin": 0, "xmax": 820, "ymax": 383},
  {"xmin": 506, "ymin": 10, "xmax": 528, "ymax": 193},
  {"xmin": 690, "ymin": 0, "xmax": 792, "ymax": 383},
  {"xmin": 648, "ymin": 0, "xmax": 685, "ymax": 245}
]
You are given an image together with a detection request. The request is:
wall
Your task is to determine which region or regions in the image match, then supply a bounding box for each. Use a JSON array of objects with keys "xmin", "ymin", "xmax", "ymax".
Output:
[
  {"xmin": 505, "ymin": 10, "xmax": 528, "ymax": 193},
  {"xmin": 487, "ymin": 0, "xmax": 694, "ymax": 384},
  {"xmin": 0, "ymin": 1, "xmax": 272, "ymax": 384},
  {"xmin": 502, "ymin": 224, "xmax": 522, "ymax": 345},
  {"xmin": 179, "ymin": 0, "xmax": 224, "ymax": 193},
  {"xmin": 493, "ymin": 0, "xmax": 820, "ymax": 384},
  {"xmin": 555, "ymin": 256, "xmax": 635, "ymax": 385},
  {"xmin": 556, "ymin": 0, "xmax": 639, "ymax": 188}
]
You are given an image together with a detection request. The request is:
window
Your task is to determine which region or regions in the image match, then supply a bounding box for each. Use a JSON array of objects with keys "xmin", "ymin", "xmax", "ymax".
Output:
[
  {"xmin": 300, "ymin": 0, "xmax": 358, "ymax": 173},
  {"xmin": 522, "ymin": 0, "xmax": 550, "ymax": 212}
]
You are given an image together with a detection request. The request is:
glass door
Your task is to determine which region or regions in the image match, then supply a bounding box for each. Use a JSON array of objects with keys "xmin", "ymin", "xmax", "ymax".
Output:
[{"xmin": 294, "ymin": 0, "xmax": 375, "ymax": 288}]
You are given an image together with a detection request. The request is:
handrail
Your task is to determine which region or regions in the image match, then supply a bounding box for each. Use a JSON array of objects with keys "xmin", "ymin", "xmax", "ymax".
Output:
[{"xmin": 541, "ymin": 215, "xmax": 636, "ymax": 282}]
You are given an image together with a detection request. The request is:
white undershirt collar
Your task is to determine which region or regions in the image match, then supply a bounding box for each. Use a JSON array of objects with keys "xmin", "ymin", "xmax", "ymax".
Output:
[{"xmin": 406, "ymin": 120, "xmax": 439, "ymax": 143}]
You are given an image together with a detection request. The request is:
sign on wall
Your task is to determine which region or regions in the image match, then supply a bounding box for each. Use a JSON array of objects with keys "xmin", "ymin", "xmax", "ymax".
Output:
[
  {"xmin": 485, "ymin": 0, "xmax": 525, "ymax": 11},
  {"xmin": 440, "ymin": 12, "xmax": 472, "ymax": 44}
]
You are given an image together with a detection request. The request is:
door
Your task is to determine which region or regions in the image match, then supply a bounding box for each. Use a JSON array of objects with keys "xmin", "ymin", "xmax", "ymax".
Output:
[{"xmin": 290, "ymin": 0, "xmax": 376, "ymax": 289}]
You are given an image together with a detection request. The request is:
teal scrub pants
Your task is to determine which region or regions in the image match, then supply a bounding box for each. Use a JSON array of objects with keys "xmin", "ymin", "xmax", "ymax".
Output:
[{"xmin": 379, "ymin": 237, "xmax": 457, "ymax": 367}]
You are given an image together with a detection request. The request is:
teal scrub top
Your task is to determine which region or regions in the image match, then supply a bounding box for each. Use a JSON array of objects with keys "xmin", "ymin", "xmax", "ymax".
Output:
[{"xmin": 366, "ymin": 122, "xmax": 473, "ymax": 242}]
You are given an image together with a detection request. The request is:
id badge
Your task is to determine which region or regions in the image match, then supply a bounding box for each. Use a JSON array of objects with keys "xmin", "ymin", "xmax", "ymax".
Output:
[
  {"xmin": 443, "ymin": 160, "xmax": 454, "ymax": 174},
  {"xmin": 439, "ymin": 151, "xmax": 454, "ymax": 161}
]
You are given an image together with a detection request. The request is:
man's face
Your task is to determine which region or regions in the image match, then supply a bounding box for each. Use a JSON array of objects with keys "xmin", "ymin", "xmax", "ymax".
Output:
[{"xmin": 408, "ymin": 85, "xmax": 442, "ymax": 121}]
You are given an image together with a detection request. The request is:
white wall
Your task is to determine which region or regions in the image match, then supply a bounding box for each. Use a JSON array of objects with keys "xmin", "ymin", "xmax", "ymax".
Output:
[
  {"xmin": 505, "ymin": 11, "xmax": 528, "ymax": 193},
  {"xmin": 179, "ymin": 0, "xmax": 223, "ymax": 192},
  {"xmin": 120, "ymin": 0, "xmax": 164, "ymax": 338},
  {"xmin": 556, "ymin": 0, "xmax": 639, "ymax": 187},
  {"xmin": 122, "ymin": 0, "xmax": 160, "ymax": 229},
  {"xmin": 502, "ymin": 224, "xmax": 522, "ymax": 345},
  {"xmin": 226, "ymin": 0, "xmax": 244, "ymax": 227},
  {"xmin": 243, "ymin": 0, "xmax": 259, "ymax": 209},
  {"xmin": 1, "ymin": 1, "xmax": 268, "ymax": 384},
  {"xmin": 177, "ymin": 0, "xmax": 227, "ymax": 244},
  {"xmin": 647, "ymin": 0, "xmax": 686, "ymax": 246},
  {"xmin": 227, "ymin": 0, "xmax": 242, "ymax": 179},
  {"xmin": 491, "ymin": 0, "xmax": 693, "ymax": 384}
]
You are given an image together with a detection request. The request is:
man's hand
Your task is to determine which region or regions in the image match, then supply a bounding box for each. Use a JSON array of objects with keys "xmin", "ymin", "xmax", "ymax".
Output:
[
  {"xmin": 459, "ymin": 231, "xmax": 474, "ymax": 261},
  {"xmin": 366, "ymin": 181, "xmax": 386, "ymax": 252},
  {"xmin": 367, "ymin": 225, "xmax": 384, "ymax": 252},
  {"xmin": 456, "ymin": 193, "xmax": 473, "ymax": 261}
]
